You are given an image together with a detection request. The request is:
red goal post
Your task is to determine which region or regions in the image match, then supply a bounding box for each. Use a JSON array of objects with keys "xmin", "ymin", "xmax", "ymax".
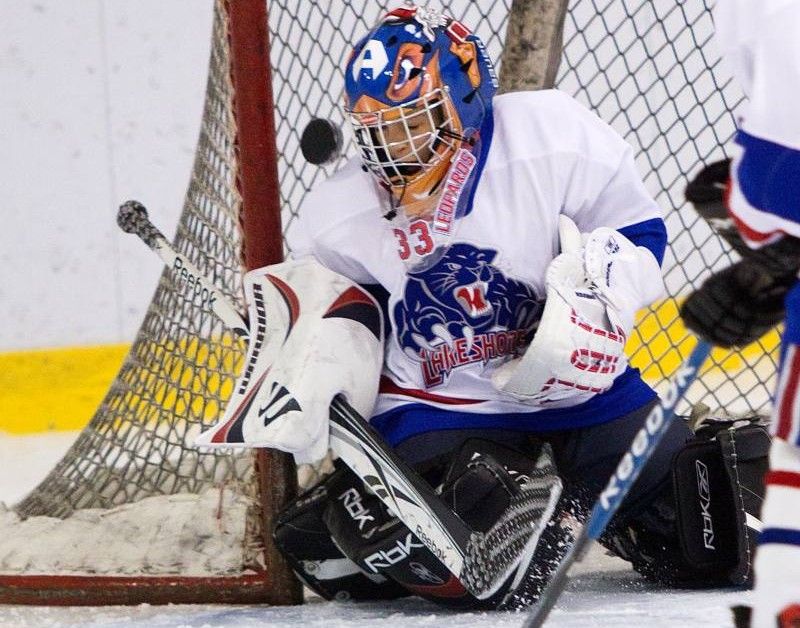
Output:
[
  {"xmin": 0, "ymin": 0, "xmax": 299, "ymax": 606},
  {"xmin": 0, "ymin": 0, "xmax": 768, "ymax": 607}
]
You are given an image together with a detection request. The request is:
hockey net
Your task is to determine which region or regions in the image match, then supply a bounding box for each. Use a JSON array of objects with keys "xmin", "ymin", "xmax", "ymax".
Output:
[{"xmin": 0, "ymin": 0, "xmax": 771, "ymax": 606}]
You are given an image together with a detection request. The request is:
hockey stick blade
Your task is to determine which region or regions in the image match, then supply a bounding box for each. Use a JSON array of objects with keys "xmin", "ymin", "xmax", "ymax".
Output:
[
  {"xmin": 117, "ymin": 200, "xmax": 249, "ymax": 338},
  {"xmin": 522, "ymin": 339, "xmax": 712, "ymax": 628},
  {"xmin": 329, "ymin": 395, "xmax": 562, "ymax": 601}
]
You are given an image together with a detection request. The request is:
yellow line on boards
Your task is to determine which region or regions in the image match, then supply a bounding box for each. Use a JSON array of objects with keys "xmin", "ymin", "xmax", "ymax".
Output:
[
  {"xmin": 0, "ymin": 344, "xmax": 129, "ymax": 434},
  {"xmin": 0, "ymin": 300, "xmax": 781, "ymax": 435},
  {"xmin": 627, "ymin": 298, "xmax": 781, "ymax": 378}
]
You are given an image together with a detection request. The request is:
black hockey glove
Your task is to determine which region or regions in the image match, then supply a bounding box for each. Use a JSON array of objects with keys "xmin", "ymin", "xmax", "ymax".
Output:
[
  {"xmin": 681, "ymin": 159, "xmax": 800, "ymax": 347},
  {"xmin": 680, "ymin": 258, "xmax": 791, "ymax": 348},
  {"xmin": 685, "ymin": 158, "xmax": 800, "ymax": 274},
  {"xmin": 684, "ymin": 158, "xmax": 730, "ymax": 216},
  {"xmin": 685, "ymin": 158, "xmax": 756, "ymax": 261}
]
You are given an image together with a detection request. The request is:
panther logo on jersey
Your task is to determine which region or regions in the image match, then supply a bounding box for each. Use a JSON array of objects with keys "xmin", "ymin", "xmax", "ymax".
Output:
[{"xmin": 393, "ymin": 243, "xmax": 542, "ymax": 386}]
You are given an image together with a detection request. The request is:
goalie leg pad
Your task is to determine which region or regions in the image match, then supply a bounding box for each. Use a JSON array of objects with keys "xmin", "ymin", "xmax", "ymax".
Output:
[
  {"xmin": 273, "ymin": 463, "xmax": 409, "ymax": 601},
  {"xmin": 324, "ymin": 437, "xmax": 561, "ymax": 610},
  {"xmin": 603, "ymin": 417, "xmax": 769, "ymax": 587},
  {"xmin": 671, "ymin": 419, "xmax": 769, "ymax": 586}
]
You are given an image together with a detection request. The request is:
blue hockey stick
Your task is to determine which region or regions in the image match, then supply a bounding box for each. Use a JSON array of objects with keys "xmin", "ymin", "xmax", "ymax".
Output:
[{"xmin": 522, "ymin": 339, "xmax": 712, "ymax": 628}]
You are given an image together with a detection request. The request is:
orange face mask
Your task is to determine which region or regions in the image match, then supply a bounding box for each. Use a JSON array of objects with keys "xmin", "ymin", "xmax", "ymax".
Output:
[{"xmin": 347, "ymin": 43, "xmax": 464, "ymax": 220}]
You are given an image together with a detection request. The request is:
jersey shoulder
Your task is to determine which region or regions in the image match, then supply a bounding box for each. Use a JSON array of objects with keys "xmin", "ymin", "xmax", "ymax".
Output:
[
  {"xmin": 285, "ymin": 158, "xmax": 388, "ymax": 282},
  {"xmin": 301, "ymin": 158, "xmax": 381, "ymax": 223},
  {"xmin": 286, "ymin": 158, "xmax": 382, "ymax": 246},
  {"xmin": 490, "ymin": 90, "xmax": 630, "ymax": 164}
]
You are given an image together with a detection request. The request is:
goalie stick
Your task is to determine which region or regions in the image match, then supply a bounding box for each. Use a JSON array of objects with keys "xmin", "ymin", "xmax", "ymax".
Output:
[
  {"xmin": 118, "ymin": 200, "xmax": 563, "ymax": 601},
  {"xmin": 522, "ymin": 339, "xmax": 712, "ymax": 628},
  {"xmin": 117, "ymin": 200, "xmax": 249, "ymax": 338}
]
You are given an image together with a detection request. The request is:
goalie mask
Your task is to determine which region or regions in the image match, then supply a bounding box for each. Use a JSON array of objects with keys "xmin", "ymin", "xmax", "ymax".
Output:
[{"xmin": 344, "ymin": 5, "xmax": 497, "ymax": 232}]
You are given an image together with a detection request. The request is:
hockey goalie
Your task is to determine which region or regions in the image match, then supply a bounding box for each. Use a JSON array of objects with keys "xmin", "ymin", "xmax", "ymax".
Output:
[{"xmin": 199, "ymin": 4, "xmax": 769, "ymax": 610}]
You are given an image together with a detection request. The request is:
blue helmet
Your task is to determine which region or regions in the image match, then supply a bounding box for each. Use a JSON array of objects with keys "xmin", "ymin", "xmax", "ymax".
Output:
[{"xmin": 344, "ymin": 6, "xmax": 498, "ymax": 216}]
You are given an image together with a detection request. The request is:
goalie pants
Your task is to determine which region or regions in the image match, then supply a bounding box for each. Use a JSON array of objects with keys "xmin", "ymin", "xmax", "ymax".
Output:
[{"xmin": 274, "ymin": 399, "xmax": 760, "ymax": 606}]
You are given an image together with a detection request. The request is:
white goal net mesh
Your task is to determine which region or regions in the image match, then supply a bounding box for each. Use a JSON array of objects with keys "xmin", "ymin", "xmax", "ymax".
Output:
[{"xmin": 2, "ymin": 1, "xmax": 263, "ymax": 582}]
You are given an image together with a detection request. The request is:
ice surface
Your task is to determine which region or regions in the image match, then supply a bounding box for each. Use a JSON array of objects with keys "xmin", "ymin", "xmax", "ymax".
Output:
[
  {"xmin": 0, "ymin": 573, "xmax": 746, "ymax": 628},
  {"xmin": 0, "ymin": 431, "xmax": 79, "ymax": 505},
  {"xmin": 0, "ymin": 431, "xmax": 745, "ymax": 627}
]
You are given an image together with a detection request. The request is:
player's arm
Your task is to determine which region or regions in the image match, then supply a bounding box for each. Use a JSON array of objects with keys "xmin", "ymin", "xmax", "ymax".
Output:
[
  {"xmin": 682, "ymin": 1, "xmax": 800, "ymax": 350},
  {"xmin": 680, "ymin": 151, "xmax": 800, "ymax": 348}
]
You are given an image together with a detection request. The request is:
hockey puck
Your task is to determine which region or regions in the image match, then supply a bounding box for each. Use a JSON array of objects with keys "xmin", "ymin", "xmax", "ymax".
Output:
[{"xmin": 300, "ymin": 118, "xmax": 343, "ymax": 166}]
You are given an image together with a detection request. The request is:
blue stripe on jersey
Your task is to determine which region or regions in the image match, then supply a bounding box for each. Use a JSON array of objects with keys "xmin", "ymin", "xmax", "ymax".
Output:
[
  {"xmin": 735, "ymin": 130, "xmax": 800, "ymax": 224},
  {"xmin": 619, "ymin": 218, "xmax": 667, "ymax": 265},
  {"xmin": 759, "ymin": 527, "xmax": 800, "ymax": 547},
  {"xmin": 371, "ymin": 365, "xmax": 657, "ymax": 446},
  {"xmin": 461, "ymin": 109, "xmax": 495, "ymax": 219},
  {"xmin": 782, "ymin": 284, "xmax": 800, "ymax": 347}
]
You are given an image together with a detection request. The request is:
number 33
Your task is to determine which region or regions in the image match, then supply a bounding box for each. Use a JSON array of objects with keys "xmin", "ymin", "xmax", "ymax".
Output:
[{"xmin": 393, "ymin": 220, "xmax": 434, "ymax": 261}]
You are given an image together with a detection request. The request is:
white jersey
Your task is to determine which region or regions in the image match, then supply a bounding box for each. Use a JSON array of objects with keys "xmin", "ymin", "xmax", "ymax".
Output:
[
  {"xmin": 712, "ymin": 0, "xmax": 800, "ymax": 247},
  {"xmin": 288, "ymin": 90, "xmax": 662, "ymax": 435},
  {"xmin": 713, "ymin": 0, "xmax": 800, "ymax": 150}
]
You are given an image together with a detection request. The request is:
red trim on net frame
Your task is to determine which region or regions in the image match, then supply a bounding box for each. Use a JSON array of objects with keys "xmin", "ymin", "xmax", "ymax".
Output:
[{"xmin": 0, "ymin": 573, "xmax": 275, "ymax": 606}]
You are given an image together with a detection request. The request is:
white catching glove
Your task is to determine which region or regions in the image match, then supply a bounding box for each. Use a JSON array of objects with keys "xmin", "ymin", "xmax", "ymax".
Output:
[
  {"xmin": 492, "ymin": 215, "xmax": 664, "ymax": 408},
  {"xmin": 196, "ymin": 258, "xmax": 385, "ymax": 464},
  {"xmin": 583, "ymin": 225, "xmax": 665, "ymax": 332}
]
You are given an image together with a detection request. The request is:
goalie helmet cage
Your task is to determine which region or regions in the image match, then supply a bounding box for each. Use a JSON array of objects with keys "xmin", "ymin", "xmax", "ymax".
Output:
[{"xmin": 0, "ymin": 0, "xmax": 773, "ymax": 607}]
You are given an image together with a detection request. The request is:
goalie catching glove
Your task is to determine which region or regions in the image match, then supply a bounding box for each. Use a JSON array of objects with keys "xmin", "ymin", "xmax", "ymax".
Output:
[
  {"xmin": 195, "ymin": 258, "xmax": 384, "ymax": 464},
  {"xmin": 493, "ymin": 215, "xmax": 664, "ymax": 407}
]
